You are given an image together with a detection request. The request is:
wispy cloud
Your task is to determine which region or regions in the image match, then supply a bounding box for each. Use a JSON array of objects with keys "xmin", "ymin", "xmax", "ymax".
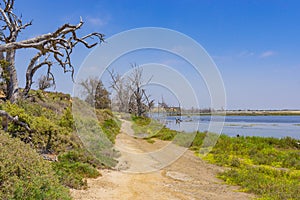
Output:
[
  {"xmin": 86, "ymin": 16, "xmax": 110, "ymax": 27},
  {"xmin": 260, "ymin": 51, "xmax": 276, "ymax": 58},
  {"xmin": 211, "ymin": 50, "xmax": 254, "ymax": 64},
  {"xmin": 238, "ymin": 50, "xmax": 254, "ymax": 57}
]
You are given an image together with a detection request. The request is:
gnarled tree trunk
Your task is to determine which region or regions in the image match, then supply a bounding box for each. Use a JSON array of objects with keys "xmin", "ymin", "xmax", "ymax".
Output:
[
  {"xmin": 0, "ymin": 0, "xmax": 104, "ymax": 133},
  {"xmin": 0, "ymin": 0, "xmax": 104, "ymax": 103},
  {"xmin": 5, "ymin": 50, "xmax": 19, "ymax": 103}
]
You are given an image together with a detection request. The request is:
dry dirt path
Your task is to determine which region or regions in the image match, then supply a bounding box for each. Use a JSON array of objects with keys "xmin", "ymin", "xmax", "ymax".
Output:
[{"xmin": 71, "ymin": 120, "xmax": 254, "ymax": 200}]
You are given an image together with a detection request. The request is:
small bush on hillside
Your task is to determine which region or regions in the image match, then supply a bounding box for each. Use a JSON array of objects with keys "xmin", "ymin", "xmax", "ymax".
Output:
[
  {"xmin": 52, "ymin": 158, "xmax": 100, "ymax": 189},
  {"xmin": 58, "ymin": 148, "xmax": 102, "ymax": 167},
  {"xmin": 0, "ymin": 133, "xmax": 71, "ymax": 200},
  {"xmin": 1, "ymin": 100, "xmax": 78, "ymax": 153},
  {"xmin": 59, "ymin": 107, "xmax": 75, "ymax": 130}
]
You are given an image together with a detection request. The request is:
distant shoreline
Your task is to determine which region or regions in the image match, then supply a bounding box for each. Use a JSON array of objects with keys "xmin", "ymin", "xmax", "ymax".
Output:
[{"xmin": 180, "ymin": 110, "xmax": 300, "ymax": 116}]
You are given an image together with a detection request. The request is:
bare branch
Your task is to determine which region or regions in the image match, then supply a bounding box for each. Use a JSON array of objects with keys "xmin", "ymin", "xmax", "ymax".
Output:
[
  {"xmin": 0, "ymin": 0, "xmax": 105, "ymax": 101},
  {"xmin": 0, "ymin": 109, "xmax": 31, "ymax": 132},
  {"xmin": 127, "ymin": 64, "xmax": 154, "ymax": 116},
  {"xmin": 0, "ymin": 7, "xmax": 12, "ymax": 30},
  {"xmin": 22, "ymin": 53, "xmax": 52, "ymax": 97},
  {"xmin": 0, "ymin": 21, "xmax": 104, "ymax": 51}
]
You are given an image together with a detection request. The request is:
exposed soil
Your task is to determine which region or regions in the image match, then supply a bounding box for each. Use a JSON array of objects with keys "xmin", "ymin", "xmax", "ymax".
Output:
[{"xmin": 71, "ymin": 120, "xmax": 254, "ymax": 200}]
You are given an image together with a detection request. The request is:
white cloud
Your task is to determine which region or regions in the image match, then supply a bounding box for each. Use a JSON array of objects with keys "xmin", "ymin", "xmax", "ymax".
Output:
[{"xmin": 260, "ymin": 51, "xmax": 276, "ymax": 58}]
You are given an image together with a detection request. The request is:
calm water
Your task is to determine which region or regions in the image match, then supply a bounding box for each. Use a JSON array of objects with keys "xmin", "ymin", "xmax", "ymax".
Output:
[{"xmin": 152, "ymin": 115, "xmax": 300, "ymax": 139}]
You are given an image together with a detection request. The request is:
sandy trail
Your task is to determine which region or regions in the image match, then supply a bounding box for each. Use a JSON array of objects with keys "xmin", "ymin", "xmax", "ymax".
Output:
[{"xmin": 71, "ymin": 120, "xmax": 254, "ymax": 200}]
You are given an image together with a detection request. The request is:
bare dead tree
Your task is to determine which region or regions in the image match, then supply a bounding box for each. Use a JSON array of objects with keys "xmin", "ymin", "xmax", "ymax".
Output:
[
  {"xmin": 108, "ymin": 64, "xmax": 154, "ymax": 116},
  {"xmin": 107, "ymin": 69, "xmax": 132, "ymax": 112},
  {"xmin": 37, "ymin": 75, "xmax": 55, "ymax": 91},
  {"xmin": 128, "ymin": 64, "xmax": 154, "ymax": 116},
  {"xmin": 79, "ymin": 77, "xmax": 100, "ymax": 106},
  {"xmin": 0, "ymin": 0, "xmax": 104, "ymax": 102},
  {"xmin": 0, "ymin": 0, "xmax": 104, "ymax": 132},
  {"xmin": 143, "ymin": 89, "xmax": 155, "ymax": 110}
]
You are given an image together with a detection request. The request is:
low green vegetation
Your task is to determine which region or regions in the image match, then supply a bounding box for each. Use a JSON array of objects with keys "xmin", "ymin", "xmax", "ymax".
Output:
[
  {"xmin": 0, "ymin": 132, "xmax": 71, "ymax": 200},
  {"xmin": 131, "ymin": 116, "xmax": 201, "ymax": 146},
  {"xmin": 53, "ymin": 149, "xmax": 101, "ymax": 189},
  {"xmin": 96, "ymin": 109, "xmax": 121, "ymax": 144},
  {"xmin": 131, "ymin": 116, "xmax": 300, "ymax": 200},
  {"xmin": 73, "ymin": 99, "xmax": 120, "ymax": 167},
  {"xmin": 199, "ymin": 135, "xmax": 300, "ymax": 200},
  {"xmin": 0, "ymin": 90, "xmax": 121, "ymax": 198},
  {"xmin": 220, "ymin": 166, "xmax": 300, "ymax": 200},
  {"xmin": 131, "ymin": 116, "xmax": 178, "ymax": 140},
  {"xmin": 199, "ymin": 136, "xmax": 300, "ymax": 169}
]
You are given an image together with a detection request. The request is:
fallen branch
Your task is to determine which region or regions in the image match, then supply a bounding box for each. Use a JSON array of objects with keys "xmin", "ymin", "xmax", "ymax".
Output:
[{"xmin": 0, "ymin": 109, "xmax": 31, "ymax": 132}]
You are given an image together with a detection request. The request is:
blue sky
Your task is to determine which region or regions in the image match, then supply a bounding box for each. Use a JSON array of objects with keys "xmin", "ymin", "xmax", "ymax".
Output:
[{"xmin": 11, "ymin": 0, "xmax": 300, "ymax": 109}]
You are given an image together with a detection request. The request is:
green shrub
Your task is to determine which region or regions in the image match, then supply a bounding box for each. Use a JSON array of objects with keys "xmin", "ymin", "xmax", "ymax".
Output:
[
  {"xmin": 230, "ymin": 157, "xmax": 241, "ymax": 167},
  {"xmin": 1, "ymin": 102, "xmax": 32, "ymax": 132},
  {"xmin": 52, "ymin": 148, "xmax": 102, "ymax": 189},
  {"xmin": 59, "ymin": 107, "xmax": 75, "ymax": 130},
  {"xmin": 1, "ymin": 100, "xmax": 77, "ymax": 153},
  {"xmin": 58, "ymin": 149, "xmax": 103, "ymax": 168},
  {"xmin": 52, "ymin": 160, "xmax": 100, "ymax": 189},
  {"xmin": 0, "ymin": 133, "xmax": 71, "ymax": 200}
]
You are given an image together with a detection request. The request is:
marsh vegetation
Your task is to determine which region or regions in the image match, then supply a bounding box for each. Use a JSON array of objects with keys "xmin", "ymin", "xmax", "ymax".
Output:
[{"xmin": 131, "ymin": 116, "xmax": 300, "ymax": 200}]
